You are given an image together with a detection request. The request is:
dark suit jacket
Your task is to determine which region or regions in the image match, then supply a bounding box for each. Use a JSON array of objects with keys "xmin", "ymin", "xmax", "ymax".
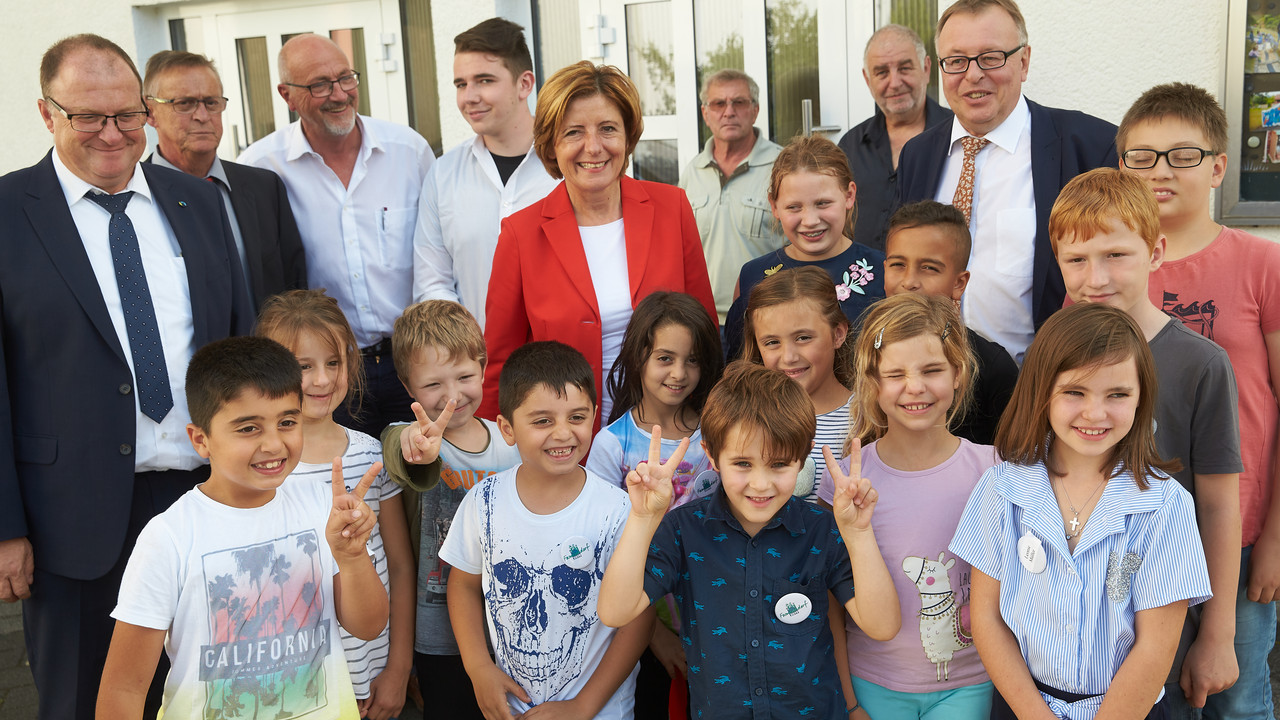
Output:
[
  {"xmin": 0, "ymin": 152, "xmax": 252, "ymax": 579},
  {"xmin": 480, "ymin": 176, "xmax": 717, "ymax": 430},
  {"xmin": 898, "ymin": 98, "xmax": 1117, "ymax": 326},
  {"xmin": 145, "ymin": 153, "xmax": 307, "ymax": 310}
]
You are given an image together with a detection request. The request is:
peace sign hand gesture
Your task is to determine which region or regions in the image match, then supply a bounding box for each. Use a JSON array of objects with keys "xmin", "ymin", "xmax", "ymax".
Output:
[
  {"xmin": 625, "ymin": 426, "xmax": 689, "ymax": 523},
  {"xmin": 400, "ymin": 399, "xmax": 456, "ymax": 464},
  {"xmin": 326, "ymin": 457, "xmax": 381, "ymax": 560},
  {"xmin": 825, "ymin": 440, "xmax": 878, "ymax": 534}
]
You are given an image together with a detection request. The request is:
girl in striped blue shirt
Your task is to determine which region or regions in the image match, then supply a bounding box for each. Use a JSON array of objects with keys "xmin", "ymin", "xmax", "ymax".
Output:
[{"xmin": 950, "ymin": 303, "xmax": 1210, "ymax": 720}]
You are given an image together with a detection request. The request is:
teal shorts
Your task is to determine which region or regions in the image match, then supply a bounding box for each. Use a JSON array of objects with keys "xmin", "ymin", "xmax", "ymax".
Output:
[{"xmin": 851, "ymin": 676, "xmax": 993, "ymax": 720}]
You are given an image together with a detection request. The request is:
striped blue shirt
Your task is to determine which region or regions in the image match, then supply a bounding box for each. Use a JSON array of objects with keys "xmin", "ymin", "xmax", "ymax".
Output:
[{"xmin": 949, "ymin": 461, "xmax": 1209, "ymax": 720}]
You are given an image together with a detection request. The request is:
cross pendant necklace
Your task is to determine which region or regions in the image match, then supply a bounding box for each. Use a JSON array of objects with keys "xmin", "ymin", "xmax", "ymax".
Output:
[{"xmin": 1060, "ymin": 476, "xmax": 1106, "ymax": 541}]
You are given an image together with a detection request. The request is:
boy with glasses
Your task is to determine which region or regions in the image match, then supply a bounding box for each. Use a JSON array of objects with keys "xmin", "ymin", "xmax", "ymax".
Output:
[{"xmin": 1118, "ymin": 82, "xmax": 1280, "ymax": 720}]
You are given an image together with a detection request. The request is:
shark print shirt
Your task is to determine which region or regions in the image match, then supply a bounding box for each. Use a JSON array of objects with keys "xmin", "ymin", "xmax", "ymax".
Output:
[{"xmin": 644, "ymin": 491, "xmax": 856, "ymax": 719}]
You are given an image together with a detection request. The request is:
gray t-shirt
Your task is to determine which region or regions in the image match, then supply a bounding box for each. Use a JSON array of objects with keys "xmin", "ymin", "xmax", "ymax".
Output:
[{"xmin": 1150, "ymin": 317, "xmax": 1243, "ymax": 688}]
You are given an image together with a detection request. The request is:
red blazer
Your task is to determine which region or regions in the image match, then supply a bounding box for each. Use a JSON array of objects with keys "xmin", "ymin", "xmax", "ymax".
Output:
[{"xmin": 482, "ymin": 176, "xmax": 717, "ymax": 428}]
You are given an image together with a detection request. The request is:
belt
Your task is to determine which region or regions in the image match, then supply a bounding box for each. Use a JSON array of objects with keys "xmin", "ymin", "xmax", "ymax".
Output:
[
  {"xmin": 361, "ymin": 338, "xmax": 392, "ymax": 358},
  {"xmin": 1034, "ymin": 679, "xmax": 1099, "ymax": 704}
]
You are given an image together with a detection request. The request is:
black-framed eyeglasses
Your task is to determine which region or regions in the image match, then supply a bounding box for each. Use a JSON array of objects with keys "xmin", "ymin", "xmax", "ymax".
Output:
[
  {"xmin": 283, "ymin": 72, "xmax": 360, "ymax": 98},
  {"xmin": 1122, "ymin": 147, "xmax": 1216, "ymax": 170},
  {"xmin": 44, "ymin": 96, "xmax": 149, "ymax": 133},
  {"xmin": 704, "ymin": 98, "xmax": 755, "ymax": 113},
  {"xmin": 146, "ymin": 96, "xmax": 229, "ymax": 114},
  {"xmin": 939, "ymin": 45, "xmax": 1025, "ymax": 74}
]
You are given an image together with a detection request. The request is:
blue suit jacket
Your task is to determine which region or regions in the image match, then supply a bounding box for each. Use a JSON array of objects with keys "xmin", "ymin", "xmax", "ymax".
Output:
[
  {"xmin": 897, "ymin": 98, "xmax": 1117, "ymax": 326},
  {"xmin": 0, "ymin": 152, "xmax": 252, "ymax": 579}
]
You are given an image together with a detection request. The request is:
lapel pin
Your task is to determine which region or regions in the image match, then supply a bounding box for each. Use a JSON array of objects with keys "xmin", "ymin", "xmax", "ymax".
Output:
[{"xmin": 178, "ymin": 201, "xmax": 188, "ymax": 207}]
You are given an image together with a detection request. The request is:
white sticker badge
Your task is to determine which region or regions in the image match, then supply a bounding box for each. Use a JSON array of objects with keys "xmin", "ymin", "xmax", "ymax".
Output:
[
  {"xmin": 1017, "ymin": 530, "xmax": 1047, "ymax": 574},
  {"xmin": 561, "ymin": 537, "xmax": 593, "ymax": 569},
  {"xmin": 775, "ymin": 592, "xmax": 813, "ymax": 624}
]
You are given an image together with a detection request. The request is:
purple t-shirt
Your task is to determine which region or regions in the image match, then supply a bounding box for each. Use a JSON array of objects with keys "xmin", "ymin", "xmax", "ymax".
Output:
[{"xmin": 819, "ymin": 438, "xmax": 996, "ymax": 692}]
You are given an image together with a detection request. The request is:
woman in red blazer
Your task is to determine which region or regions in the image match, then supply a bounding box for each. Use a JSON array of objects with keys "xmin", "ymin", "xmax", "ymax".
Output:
[{"xmin": 481, "ymin": 61, "xmax": 716, "ymax": 428}]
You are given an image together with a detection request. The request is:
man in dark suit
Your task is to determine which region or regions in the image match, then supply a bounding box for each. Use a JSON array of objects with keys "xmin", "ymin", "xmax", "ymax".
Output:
[
  {"xmin": 144, "ymin": 50, "xmax": 307, "ymax": 311},
  {"xmin": 0, "ymin": 34, "xmax": 251, "ymax": 719},
  {"xmin": 897, "ymin": 0, "xmax": 1116, "ymax": 364}
]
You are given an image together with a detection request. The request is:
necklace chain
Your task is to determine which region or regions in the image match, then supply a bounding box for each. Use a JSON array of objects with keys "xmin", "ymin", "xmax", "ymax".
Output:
[{"xmin": 1059, "ymin": 476, "xmax": 1106, "ymax": 540}]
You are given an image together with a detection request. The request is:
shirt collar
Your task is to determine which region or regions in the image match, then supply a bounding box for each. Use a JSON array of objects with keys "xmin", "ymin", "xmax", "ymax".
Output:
[
  {"xmin": 702, "ymin": 487, "xmax": 811, "ymax": 536},
  {"xmin": 995, "ymin": 460, "xmax": 1169, "ymax": 540},
  {"xmin": 694, "ymin": 128, "xmax": 772, "ymax": 169},
  {"xmin": 52, "ymin": 147, "xmax": 153, "ymax": 207},
  {"xmin": 151, "ymin": 150, "xmax": 230, "ymax": 190},
  {"xmin": 947, "ymin": 93, "xmax": 1030, "ymax": 155},
  {"xmin": 285, "ymin": 114, "xmax": 374, "ymax": 162}
]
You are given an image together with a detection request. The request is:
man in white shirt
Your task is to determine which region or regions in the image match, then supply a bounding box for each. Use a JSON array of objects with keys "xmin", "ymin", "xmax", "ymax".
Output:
[
  {"xmin": 0, "ymin": 34, "xmax": 250, "ymax": 719},
  {"xmin": 239, "ymin": 33, "xmax": 434, "ymax": 437},
  {"xmin": 412, "ymin": 18, "xmax": 558, "ymax": 330},
  {"xmin": 678, "ymin": 69, "xmax": 785, "ymax": 326},
  {"xmin": 897, "ymin": 0, "xmax": 1116, "ymax": 362},
  {"xmin": 143, "ymin": 50, "xmax": 307, "ymax": 311}
]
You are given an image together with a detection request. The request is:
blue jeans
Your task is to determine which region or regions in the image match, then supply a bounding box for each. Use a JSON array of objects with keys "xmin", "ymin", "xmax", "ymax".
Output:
[{"xmin": 1173, "ymin": 545, "xmax": 1277, "ymax": 720}]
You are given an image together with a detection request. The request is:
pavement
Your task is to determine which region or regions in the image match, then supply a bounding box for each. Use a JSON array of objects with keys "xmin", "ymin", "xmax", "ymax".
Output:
[{"xmin": 0, "ymin": 599, "xmax": 1275, "ymax": 718}]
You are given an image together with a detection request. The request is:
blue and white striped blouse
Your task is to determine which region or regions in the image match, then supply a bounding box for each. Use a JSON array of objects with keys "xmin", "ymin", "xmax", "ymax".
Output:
[{"xmin": 949, "ymin": 461, "xmax": 1210, "ymax": 720}]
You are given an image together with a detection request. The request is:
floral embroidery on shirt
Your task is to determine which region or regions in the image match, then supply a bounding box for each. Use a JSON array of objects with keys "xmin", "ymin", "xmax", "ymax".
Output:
[{"xmin": 835, "ymin": 259, "xmax": 875, "ymax": 300}]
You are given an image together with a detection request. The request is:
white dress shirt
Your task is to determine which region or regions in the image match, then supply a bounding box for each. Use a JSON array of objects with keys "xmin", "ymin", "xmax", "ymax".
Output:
[
  {"xmin": 935, "ymin": 95, "xmax": 1036, "ymax": 363},
  {"xmin": 413, "ymin": 134, "xmax": 559, "ymax": 329},
  {"xmin": 52, "ymin": 150, "xmax": 203, "ymax": 472},
  {"xmin": 151, "ymin": 151, "xmax": 251, "ymax": 298},
  {"xmin": 238, "ymin": 116, "xmax": 433, "ymax": 347}
]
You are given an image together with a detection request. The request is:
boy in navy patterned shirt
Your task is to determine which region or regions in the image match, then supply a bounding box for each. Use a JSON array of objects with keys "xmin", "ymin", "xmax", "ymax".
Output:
[{"xmin": 599, "ymin": 361, "xmax": 900, "ymax": 718}]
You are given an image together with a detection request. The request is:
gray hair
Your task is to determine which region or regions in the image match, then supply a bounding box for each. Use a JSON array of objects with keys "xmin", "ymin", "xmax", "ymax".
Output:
[
  {"xmin": 863, "ymin": 24, "xmax": 928, "ymax": 70},
  {"xmin": 699, "ymin": 69, "xmax": 759, "ymax": 106}
]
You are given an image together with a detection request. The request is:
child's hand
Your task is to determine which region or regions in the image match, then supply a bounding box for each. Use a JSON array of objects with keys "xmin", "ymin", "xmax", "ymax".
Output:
[
  {"xmin": 650, "ymin": 623, "xmax": 688, "ymax": 678},
  {"xmin": 625, "ymin": 427, "xmax": 689, "ymax": 521},
  {"xmin": 401, "ymin": 399, "xmax": 456, "ymax": 464},
  {"xmin": 517, "ymin": 698, "xmax": 591, "ymax": 720},
  {"xmin": 326, "ymin": 457, "xmax": 380, "ymax": 559},
  {"xmin": 826, "ymin": 441, "xmax": 878, "ymax": 533},
  {"xmin": 471, "ymin": 661, "xmax": 530, "ymax": 720},
  {"xmin": 357, "ymin": 666, "xmax": 408, "ymax": 720}
]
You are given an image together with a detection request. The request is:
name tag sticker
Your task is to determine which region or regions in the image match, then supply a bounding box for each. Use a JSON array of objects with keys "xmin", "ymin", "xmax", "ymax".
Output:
[
  {"xmin": 775, "ymin": 592, "xmax": 812, "ymax": 624},
  {"xmin": 1017, "ymin": 530, "xmax": 1047, "ymax": 574},
  {"xmin": 561, "ymin": 537, "xmax": 593, "ymax": 569}
]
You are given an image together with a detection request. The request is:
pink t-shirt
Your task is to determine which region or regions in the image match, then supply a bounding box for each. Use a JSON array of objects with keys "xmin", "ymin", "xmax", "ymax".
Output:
[
  {"xmin": 1148, "ymin": 227, "xmax": 1280, "ymax": 546},
  {"xmin": 818, "ymin": 438, "xmax": 996, "ymax": 692}
]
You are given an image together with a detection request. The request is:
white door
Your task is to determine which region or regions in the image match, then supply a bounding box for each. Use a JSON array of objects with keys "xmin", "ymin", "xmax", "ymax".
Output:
[
  {"xmin": 166, "ymin": 0, "xmax": 408, "ymax": 156},
  {"xmin": 592, "ymin": 0, "xmax": 863, "ymax": 183}
]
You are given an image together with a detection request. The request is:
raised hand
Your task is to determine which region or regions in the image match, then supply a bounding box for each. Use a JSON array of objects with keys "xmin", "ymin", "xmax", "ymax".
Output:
[
  {"xmin": 400, "ymin": 399, "xmax": 456, "ymax": 464},
  {"xmin": 825, "ymin": 440, "xmax": 878, "ymax": 533},
  {"xmin": 326, "ymin": 457, "xmax": 381, "ymax": 559},
  {"xmin": 624, "ymin": 427, "xmax": 689, "ymax": 521}
]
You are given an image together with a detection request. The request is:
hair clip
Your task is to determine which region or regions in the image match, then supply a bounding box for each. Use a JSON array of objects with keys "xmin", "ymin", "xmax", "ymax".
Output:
[
  {"xmin": 873, "ymin": 326, "xmax": 884, "ymax": 349},
  {"xmin": 940, "ymin": 320, "xmax": 952, "ymax": 341}
]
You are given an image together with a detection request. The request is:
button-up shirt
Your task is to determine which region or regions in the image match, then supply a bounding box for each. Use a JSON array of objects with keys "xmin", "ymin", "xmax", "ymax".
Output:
[
  {"xmin": 950, "ymin": 461, "xmax": 1210, "ymax": 720},
  {"xmin": 837, "ymin": 96, "xmax": 952, "ymax": 251},
  {"xmin": 412, "ymin": 134, "xmax": 559, "ymax": 329},
  {"xmin": 934, "ymin": 96, "xmax": 1036, "ymax": 362},
  {"xmin": 644, "ymin": 490, "xmax": 855, "ymax": 719},
  {"xmin": 679, "ymin": 131, "xmax": 786, "ymax": 324},
  {"xmin": 238, "ymin": 116, "xmax": 433, "ymax": 347},
  {"xmin": 151, "ymin": 151, "xmax": 252, "ymax": 299},
  {"xmin": 52, "ymin": 151, "xmax": 202, "ymax": 472}
]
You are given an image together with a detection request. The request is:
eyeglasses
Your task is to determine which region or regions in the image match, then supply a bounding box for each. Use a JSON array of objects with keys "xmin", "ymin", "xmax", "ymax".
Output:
[
  {"xmin": 146, "ymin": 96, "xmax": 229, "ymax": 114},
  {"xmin": 44, "ymin": 96, "xmax": 149, "ymax": 133},
  {"xmin": 283, "ymin": 72, "xmax": 360, "ymax": 98},
  {"xmin": 939, "ymin": 45, "xmax": 1025, "ymax": 74},
  {"xmin": 705, "ymin": 97, "xmax": 754, "ymax": 113},
  {"xmin": 1122, "ymin": 147, "xmax": 1216, "ymax": 170}
]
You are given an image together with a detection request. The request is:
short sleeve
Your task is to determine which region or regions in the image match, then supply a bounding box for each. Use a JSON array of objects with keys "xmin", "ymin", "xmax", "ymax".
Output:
[
  {"xmin": 594, "ymin": 486, "xmax": 632, "ymax": 572},
  {"xmin": 642, "ymin": 513, "xmax": 682, "ymax": 602},
  {"xmin": 438, "ymin": 479, "xmax": 485, "ymax": 574},
  {"xmin": 373, "ymin": 464, "xmax": 402, "ymax": 501},
  {"xmin": 585, "ymin": 428, "xmax": 626, "ymax": 490},
  {"xmin": 1130, "ymin": 483, "xmax": 1212, "ymax": 611},
  {"xmin": 1187, "ymin": 347, "xmax": 1244, "ymax": 475},
  {"xmin": 111, "ymin": 519, "xmax": 182, "ymax": 631},
  {"xmin": 948, "ymin": 468, "xmax": 1009, "ymax": 582}
]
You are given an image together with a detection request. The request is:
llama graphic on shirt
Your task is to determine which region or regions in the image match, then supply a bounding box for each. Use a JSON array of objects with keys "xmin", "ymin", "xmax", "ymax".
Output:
[
  {"xmin": 902, "ymin": 552, "xmax": 972, "ymax": 681},
  {"xmin": 199, "ymin": 530, "xmax": 333, "ymax": 719}
]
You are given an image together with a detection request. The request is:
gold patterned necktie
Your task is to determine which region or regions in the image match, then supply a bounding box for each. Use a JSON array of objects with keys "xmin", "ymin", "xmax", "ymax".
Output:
[{"xmin": 952, "ymin": 136, "xmax": 990, "ymax": 224}]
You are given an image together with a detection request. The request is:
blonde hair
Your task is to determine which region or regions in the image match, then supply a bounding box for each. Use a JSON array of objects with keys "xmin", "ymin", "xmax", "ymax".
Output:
[
  {"xmin": 768, "ymin": 135, "xmax": 857, "ymax": 242},
  {"xmin": 846, "ymin": 293, "xmax": 975, "ymax": 452},
  {"xmin": 255, "ymin": 289, "xmax": 364, "ymax": 417},
  {"xmin": 392, "ymin": 300, "xmax": 486, "ymax": 384},
  {"xmin": 740, "ymin": 267, "xmax": 855, "ymax": 388}
]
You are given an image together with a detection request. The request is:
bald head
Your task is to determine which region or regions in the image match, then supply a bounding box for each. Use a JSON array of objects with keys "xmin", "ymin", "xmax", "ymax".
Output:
[
  {"xmin": 278, "ymin": 33, "xmax": 346, "ymax": 84},
  {"xmin": 276, "ymin": 34, "xmax": 359, "ymax": 139}
]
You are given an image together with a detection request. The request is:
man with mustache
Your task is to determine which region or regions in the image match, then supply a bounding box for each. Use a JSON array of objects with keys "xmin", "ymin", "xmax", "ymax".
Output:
[{"xmin": 239, "ymin": 33, "xmax": 434, "ymax": 438}]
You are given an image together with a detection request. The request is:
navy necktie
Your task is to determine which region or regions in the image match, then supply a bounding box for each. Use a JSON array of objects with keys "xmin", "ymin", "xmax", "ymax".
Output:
[{"xmin": 87, "ymin": 191, "xmax": 174, "ymax": 423}]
